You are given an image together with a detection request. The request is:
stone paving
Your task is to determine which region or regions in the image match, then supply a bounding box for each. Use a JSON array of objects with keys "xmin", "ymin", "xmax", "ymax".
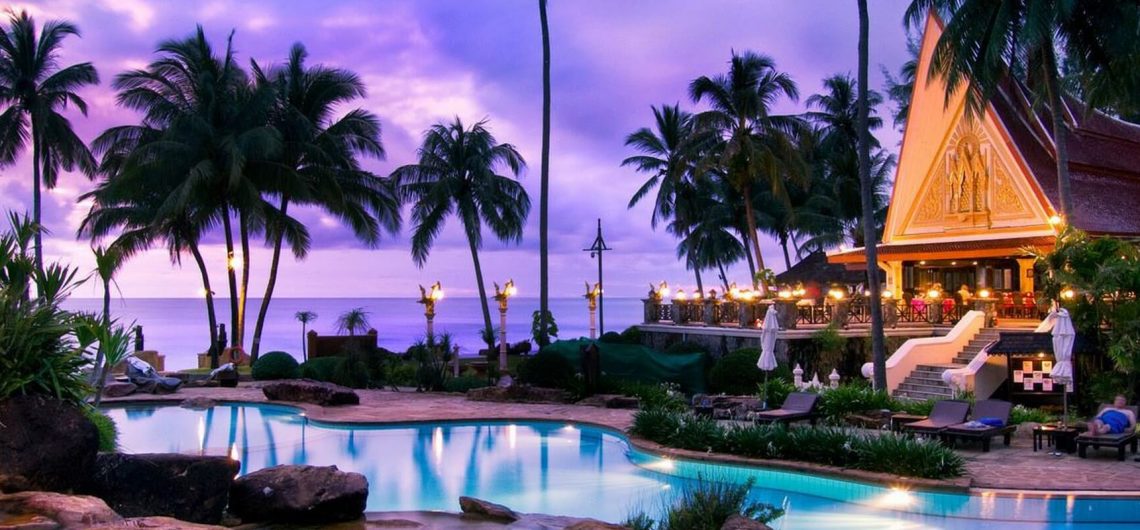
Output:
[{"xmin": 104, "ymin": 385, "xmax": 1140, "ymax": 495}]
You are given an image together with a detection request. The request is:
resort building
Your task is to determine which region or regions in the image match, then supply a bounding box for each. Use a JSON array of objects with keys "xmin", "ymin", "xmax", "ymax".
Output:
[{"xmin": 828, "ymin": 12, "xmax": 1140, "ymax": 312}]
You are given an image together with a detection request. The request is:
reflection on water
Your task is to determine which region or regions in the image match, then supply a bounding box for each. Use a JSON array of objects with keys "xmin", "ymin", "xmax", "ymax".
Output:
[{"xmin": 104, "ymin": 405, "xmax": 1137, "ymax": 529}]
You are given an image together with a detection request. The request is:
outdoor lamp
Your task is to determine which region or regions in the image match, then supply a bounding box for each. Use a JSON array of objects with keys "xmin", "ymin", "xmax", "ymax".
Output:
[
  {"xmin": 430, "ymin": 281, "xmax": 444, "ymax": 301},
  {"xmin": 1061, "ymin": 287, "xmax": 1076, "ymax": 301},
  {"xmin": 728, "ymin": 284, "xmax": 741, "ymax": 300},
  {"xmin": 927, "ymin": 288, "xmax": 942, "ymax": 299},
  {"xmin": 777, "ymin": 287, "xmax": 792, "ymax": 299},
  {"xmin": 226, "ymin": 251, "xmax": 242, "ymax": 271},
  {"xmin": 828, "ymin": 288, "xmax": 845, "ymax": 301},
  {"xmin": 657, "ymin": 281, "xmax": 670, "ymax": 299},
  {"xmin": 978, "ymin": 288, "xmax": 991, "ymax": 299},
  {"xmin": 494, "ymin": 280, "xmax": 516, "ymax": 371},
  {"xmin": 674, "ymin": 288, "xmax": 687, "ymax": 301},
  {"xmin": 1049, "ymin": 214, "xmax": 1064, "ymax": 226},
  {"xmin": 792, "ymin": 284, "xmax": 806, "ymax": 298},
  {"xmin": 881, "ymin": 290, "xmax": 894, "ymax": 299}
]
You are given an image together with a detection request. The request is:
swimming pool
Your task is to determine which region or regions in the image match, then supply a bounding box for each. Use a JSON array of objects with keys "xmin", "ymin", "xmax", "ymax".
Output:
[{"xmin": 103, "ymin": 403, "xmax": 1139, "ymax": 529}]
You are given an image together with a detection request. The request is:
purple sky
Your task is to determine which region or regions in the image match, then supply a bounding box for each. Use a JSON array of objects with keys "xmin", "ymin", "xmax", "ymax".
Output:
[{"xmin": 2, "ymin": 0, "xmax": 911, "ymax": 299}]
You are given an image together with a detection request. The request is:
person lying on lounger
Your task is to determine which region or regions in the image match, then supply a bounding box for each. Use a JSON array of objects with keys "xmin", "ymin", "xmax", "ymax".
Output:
[{"xmin": 1090, "ymin": 395, "xmax": 1136, "ymax": 436}]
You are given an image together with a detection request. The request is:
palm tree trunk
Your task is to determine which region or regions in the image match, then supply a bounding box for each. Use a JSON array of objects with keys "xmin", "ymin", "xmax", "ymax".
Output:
[
  {"xmin": 693, "ymin": 265, "xmax": 704, "ymax": 297},
  {"xmin": 221, "ymin": 208, "xmax": 238, "ymax": 349},
  {"xmin": 741, "ymin": 230, "xmax": 757, "ymax": 279},
  {"xmin": 91, "ymin": 276, "xmax": 111, "ymax": 405},
  {"xmin": 31, "ymin": 125, "xmax": 43, "ymax": 274},
  {"xmin": 791, "ymin": 232, "xmax": 802, "ymax": 258},
  {"xmin": 1041, "ymin": 45, "xmax": 1073, "ymax": 217},
  {"xmin": 238, "ymin": 214, "xmax": 251, "ymax": 351},
  {"xmin": 190, "ymin": 242, "xmax": 221, "ymax": 369},
  {"xmin": 301, "ymin": 322, "xmax": 308, "ymax": 362},
  {"xmin": 251, "ymin": 197, "xmax": 289, "ymax": 362},
  {"xmin": 779, "ymin": 232, "xmax": 793, "ymax": 270},
  {"xmin": 538, "ymin": 0, "xmax": 552, "ymax": 348},
  {"xmin": 717, "ymin": 260, "xmax": 730, "ymax": 291},
  {"xmin": 466, "ymin": 235, "xmax": 495, "ymax": 349},
  {"xmin": 742, "ymin": 184, "xmax": 767, "ymax": 294},
  {"xmin": 857, "ymin": 0, "xmax": 887, "ymax": 391}
]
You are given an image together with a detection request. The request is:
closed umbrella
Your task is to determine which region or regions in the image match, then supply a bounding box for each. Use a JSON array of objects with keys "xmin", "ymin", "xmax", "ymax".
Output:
[
  {"xmin": 758, "ymin": 305, "xmax": 780, "ymax": 407},
  {"xmin": 1050, "ymin": 308, "xmax": 1076, "ymax": 427}
]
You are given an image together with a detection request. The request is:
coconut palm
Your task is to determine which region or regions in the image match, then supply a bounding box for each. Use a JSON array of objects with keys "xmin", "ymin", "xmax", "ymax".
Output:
[
  {"xmin": 246, "ymin": 43, "xmax": 398, "ymax": 361},
  {"xmin": 0, "ymin": 10, "xmax": 98, "ymax": 272},
  {"xmin": 623, "ymin": 104, "xmax": 699, "ymax": 228},
  {"xmin": 392, "ymin": 118, "xmax": 529, "ymax": 348},
  {"xmin": 88, "ymin": 244, "xmax": 122, "ymax": 386},
  {"xmin": 904, "ymin": 0, "xmax": 1078, "ymax": 216},
  {"xmin": 881, "ymin": 33, "xmax": 920, "ymax": 132},
  {"xmin": 673, "ymin": 179, "xmax": 746, "ymax": 292},
  {"xmin": 336, "ymin": 307, "xmax": 370, "ymax": 336},
  {"xmin": 859, "ymin": 0, "xmax": 887, "ymax": 390},
  {"xmin": 689, "ymin": 51, "xmax": 801, "ymax": 291},
  {"xmin": 537, "ymin": 0, "xmax": 553, "ymax": 348},
  {"xmin": 295, "ymin": 310, "xmax": 317, "ymax": 360}
]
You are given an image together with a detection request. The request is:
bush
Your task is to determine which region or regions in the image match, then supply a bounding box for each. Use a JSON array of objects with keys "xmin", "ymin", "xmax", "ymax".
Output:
[
  {"xmin": 331, "ymin": 348, "xmax": 371, "ymax": 389},
  {"xmin": 388, "ymin": 362, "xmax": 418, "ymax": 387},
  {"xmin": 663, "ymin": 341, "xmax": 708, "ymax": 355},
  {"xmin": 629, "ymin": 477, "xmax": 785, "ymax": 530},
  {"xmin": 408, "ymin": 334, "xmax": 455, "ymax": 391},
  {"xmin": 517, "ymin": 351, "xmax": 576, "ymax": 388},
  {"xmin": 299, "ymin": 357, "xmax": 341, "ymax": 382},
  {"xmin": 707, "ymin": 348, "xmax": 763, "ymax": 395},
  {"xmin": 817, "ymin": 383, "xmax": 895, "ymax": 422},
  {"xmin": 84, "ymin": 407, "xmax": 118, "ymax": 452},
  {"xmin": 620, "ymin": 381, "xmax": 687, "ymax": 412},
  {"xmin": 251, "ymin": 351, "xmax": 300, "ymax": 381},
  {"xmin": 892, "ymin": 397, "xmax": 936, "ymax": 416},
  {"xmin": 600, "ymin": 331, "xmax": 624, "ymax": 343},
  {"xmin": 444, "ymin": 375, "xmax": 489, "ymax": 393},
  {"xmin": 619, "ymin": 326, "xmax": 642, "ymax": 345},
  {"xmin": 1010, "ymin": 404, "xmax": 1056, "ymax": 425},
  {"xmin": 756, "ymin": 377, "xmax": 795, "ymax": 408},
  {"xmin": 630, "ymin": 407, "xmax": 683, "ymax": 441},
  {"xmin": 852, "ymin": 433, "xmax": 965, "ymax": 479}
]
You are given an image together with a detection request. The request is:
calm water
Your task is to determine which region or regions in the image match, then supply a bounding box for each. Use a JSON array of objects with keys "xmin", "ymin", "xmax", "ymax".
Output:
[
  {"xmin": 105, "ymin": 404, "xmax": 1140, "ymax": 529},
  {"xmin": 64, "ymin": 297, "xmax": 643, "ymax": 370}
]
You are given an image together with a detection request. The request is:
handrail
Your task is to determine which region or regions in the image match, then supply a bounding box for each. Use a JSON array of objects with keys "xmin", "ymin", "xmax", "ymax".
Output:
[{"xmin": 861, "ymin": 310, "xmax": 987, "ymax": 394}]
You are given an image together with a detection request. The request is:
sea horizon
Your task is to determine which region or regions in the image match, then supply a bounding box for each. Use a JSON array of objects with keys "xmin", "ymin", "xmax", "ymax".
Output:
[{"xmin": 62, "ymin": 296, "xmax": 645, "ymax": 371}]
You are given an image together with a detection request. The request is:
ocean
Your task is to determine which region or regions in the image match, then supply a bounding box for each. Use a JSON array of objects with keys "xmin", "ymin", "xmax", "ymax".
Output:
[{"xmin": 62, "ymin": 297, "xmax": 644, "ymax": 371}]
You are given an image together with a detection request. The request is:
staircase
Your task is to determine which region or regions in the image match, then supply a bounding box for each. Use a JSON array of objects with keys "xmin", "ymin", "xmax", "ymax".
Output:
[{"xmin": 893, "ymin": 328, "xmax": 1002, "ymax": 400}]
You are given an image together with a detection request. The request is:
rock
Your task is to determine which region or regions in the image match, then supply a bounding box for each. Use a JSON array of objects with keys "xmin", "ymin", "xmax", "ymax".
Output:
[
  {"xmin": 102, "ymin": 382, "xmax": 138, "ymax": 398},
  {"xmin": 0, "ymin": 491, "xmax": 122, "ymax": 529},
  {"xmin": 90, "ymin": 453, "xmax": 239, "ymax": 525},
  {"xmin": 262, "ymin": 380, "xmax": 359, "ymax": 406},
  {"xmin": 563, "ymin": 520, "xmax": 630, "ymax": 530},
  {"xmin": 229, "ymin": 465, "xmax": 368, "ymax": 524},
  {"xmin": 466, "ymin": 385, "xmax": 572, "ymax": 404},
  {"xmin": 88, "ymin": 516, "xmax": 227, "ymax": 529},
  {"xmin": 0, "ymin": 395, "xmax": 99, "ymax": 493},
  {"xmin": 179, "ymin": 397, "xmax": 218, "ymax": 409},
  {"xmin": 576, "ymin": 394, "xmax": 639, "ymax": 409},
  {"xmin": 458, "ymin": 496, "xmax": 519, "ymax": 522},
  {"xmin": 720, "ymin": 514, "xmax": 772, "ymax": 530}
]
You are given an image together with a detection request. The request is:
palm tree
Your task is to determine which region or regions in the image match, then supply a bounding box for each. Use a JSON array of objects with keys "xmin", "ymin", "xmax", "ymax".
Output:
[
  {"xmin": 881, "ymin": 33, "xmax": 920, "ymax": 133},
  {"xmin": 537, "ymin": 0, "xmax": 553, "ymax": 348},
  {"xmin": 336, "ymin": 307, "xmax": 370, "ymax": 336},
  {"xmin": 295, "ymin": 310, "xmax": 316, "ymax": 360},
  {"xmin": 689, "ymin": 51, "xmax": 801, "ymax": 292},
  {"xmin": 673, "ymin": 179, "xmax": 746, "ymax": 292},
  {"xmin": 392, "ymin": 118, "xmax": 529, "ymax": 348},
  {"xmin": 89, "ymin": 244, "xmax": 122, "ymax": 386},
  {"xmin": 0, "ymin": 10, "xmax": 98, "ymax": 272},
  {"xmin": 623, "ymin": 104, "xmax": 698, "ymax": 229},
  {"xmin": 859, "ymin": 0, "xmax": 887, "ymax": 390},
  {"xmin": 246, "ymin": 43, "xmax": 398, "ymax": 361},
  {"xmin": 904, "ymin": 0, "xmax": 1077, "ymax": 216}
]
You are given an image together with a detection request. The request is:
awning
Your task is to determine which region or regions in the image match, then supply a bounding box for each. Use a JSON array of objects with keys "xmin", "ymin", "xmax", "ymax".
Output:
[{"xmin": 827, "ymin": 236, "xmax": 1055, "ymax": 265}]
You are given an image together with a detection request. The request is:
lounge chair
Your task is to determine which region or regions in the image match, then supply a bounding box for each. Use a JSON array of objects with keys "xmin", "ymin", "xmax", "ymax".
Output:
[
  {"xmin": 942, "ymin": 399, "xmax": 1015, "ymax": 452},
  {"xmin": 752, "ymin": 392, "xmax": 820, "ymax": 426},
  {"xmin": 125, "ymin": 356, "xmax": 183, "ymax": 394},
  {"xmin": 1076, "ymin": 404, "xmax": 1139, "ymax": 461},
  {"xmin": 901, "ymin": 399, "xmax": 970, "ymax": 437}
]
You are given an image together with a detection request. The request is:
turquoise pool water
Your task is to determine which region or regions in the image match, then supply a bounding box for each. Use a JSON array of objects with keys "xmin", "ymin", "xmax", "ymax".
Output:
[{"xmin": 104, "ymin": 404, "xmax": 1139, "ymax": 529}]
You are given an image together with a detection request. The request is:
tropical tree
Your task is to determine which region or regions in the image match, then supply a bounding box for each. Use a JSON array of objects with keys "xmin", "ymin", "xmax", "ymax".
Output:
[
  {"xmin": 881, "ymin": 33, "xmax": 920, "ymax": 132},
  {"xmin": 859, "ymin": 0, "xmax": 887, "ymax": 390},
  {"xmin": 689, "ymin": 51, "xmax": 801, "ymax": 292},
  {"xmin": 392, "ymin": 118, "xmax": 530, "ymax": 348},
  {"xmin": 673, "ymin": 179, "xmax": 746, "ymax": 292},
  {"xmin": 537, "ymin": 0, "xmax": 554, "ymax": 347},
  {"xmin": 336, "ymin": 307, "xmax": 370, "ymax": 336},
  {"xmin": 623, "ymin": 104, "xmax": 698, "ymax": 229},
  {"xmin": 246, "ymin": 43, "xmax": 398, "ymax": 361},
  {"xmin": 88, "ymin": 244, "xmax": 122, "ymax": 387},
  {"xmin": 295, "ymin": 310, "xmax": 317, "ymax": 361},
  {"xmin": 0, "ymin": 10, "xmax": 98, "ymax": 272}
]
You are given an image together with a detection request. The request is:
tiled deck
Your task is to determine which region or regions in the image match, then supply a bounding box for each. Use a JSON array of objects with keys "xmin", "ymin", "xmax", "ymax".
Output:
[{"xmin": 104, "ymin": 386, "xmax": 1140, "ymax": 496}]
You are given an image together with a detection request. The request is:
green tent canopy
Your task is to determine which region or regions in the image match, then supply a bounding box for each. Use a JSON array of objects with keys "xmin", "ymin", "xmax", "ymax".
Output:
[{"xmin": 541, "ymin": 338, "xmax": 707, "ymax": 393}]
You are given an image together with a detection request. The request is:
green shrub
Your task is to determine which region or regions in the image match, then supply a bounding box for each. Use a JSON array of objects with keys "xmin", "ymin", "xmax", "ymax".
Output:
[
  {"xmin": 719, "ymin": 424, "xmax": 785, "ymax": 458},
  {"xmin": 331, "ymin": 348, "xmax": 372, "ymax": 389},
  {"xmin": 671, "ymin": 415, "xmax": 722, "ymax": 451},
  {"xmin": 388, "ymin": 362, "xmax": 418, "ymax": 387},
  {"xmin": 299, "ymin": 357, "xmax": 341, "ymax": 382},
  {"xmin": 444, "ymin": 375, "xmax": 489, "ymax": 393},
  {"xmin": 600, "ymin": 331, "xmax": 624, "ymax": 343},
  {"xmin": 409, "ymin": 334, "xmax": 455, "ymax": 391},
  {"xmin": 251, "ymin": 351, "xmax": 300, "ymax": 381},
  {"xmin": 817, "ymin": 383, "xmax": 895, "ymax": 422},
  {"xmin": 84, "ymin": 407, "xmax": 118, "ymax": 452},
  {"xmin": 756, "ymin": 377, "xmax": 795, "ymax": 409},
  {"xmin": 619, "ymin": 326, "xmax": 642, "ymax": 345},
  {"xmin": 852, "ymin": 433, "xmax": 965, "ymax": 479},
  {"xmin": 1010, "ymin": 404, "xmax": 1055, "ymax": 425},
  {"xmin": 892, "ymin": 397, "xmax": 936, "ymax": 416},
  {"xmin": 630, "ymin": 408, "xmax": 683, "ymax": 442},
  {"xmin": 518, "ymin": 351, "xmax": 576, "ymax": 388},
  {"xmin": 707, "ymin": 348, "xmax": 763, "ymax": 395},
  {"xmin": 620, "ymin": 381, "xmax": 688, "ymax": 412},
  {"xmin": 663, "ymin": 341, "xmax": 708, "ymax": 355},
  {"xmin": 663, "ymin": 478, "xmax": 785, "ymax": 530},
  {"xmin": 783, "ymin": 426, "xmax": 854, "ymax": 467}
]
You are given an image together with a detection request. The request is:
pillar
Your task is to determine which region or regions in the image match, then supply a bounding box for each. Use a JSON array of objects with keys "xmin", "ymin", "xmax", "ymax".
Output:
[
  {"xmin": 880, "ymin": 260, "xmax": 903, "ymax": 293},
  {"xmin": 1016, "ymin": 258, "xmax": 1036, "ymax": 293}
]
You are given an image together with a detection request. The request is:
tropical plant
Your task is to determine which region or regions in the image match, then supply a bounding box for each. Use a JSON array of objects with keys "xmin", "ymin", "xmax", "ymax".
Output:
[
  {"xmin": 83, "ymin": 407, "xmax": 118, "ymax": 451},
  {"xmin": 0, "ymin": 10, "xmax": 99, "ymax": 272},
  {"xmin": 392, "ymin": 118, "xmax": 529, "ymax": 348},
  {"xmin": 517, "ymin": 351, "xmax": 575, "ymax": 388},
  {"xmin": 294, "ymin": 310, "xmax": 317, "ymax": 361},
  {"xmin": 408, "ymin": 332, "xmax": 455, "ymax": 391},
  {"xmin": 81, "ymin": 316, "xmax": 133, "ymax": 407},
  {"xmin": 251, "ymin": 351, "xmax": 300, "ymax": 380},
  {"xmin": 335, "ymin": 307, "xmax": 371, "ymax": 336},
  {"xmin": 537, "ymin": 0, "xmax": 554, "ymax": 348},
  {"xmin": 881, "ymin": 32, "xmax": 920, "ymax": 132},
  {"xmin": 531, "ymin": 309, "xmax": 558, "ymax": 348},
  {"xmin": 247, "ymin": 43, "xmax": 398, "ymax": 361}
]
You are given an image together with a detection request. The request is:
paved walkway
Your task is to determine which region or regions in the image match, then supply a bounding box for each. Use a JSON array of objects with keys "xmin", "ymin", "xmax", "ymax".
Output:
[{"xmin": 104, "ymin": 386, "xmax": 1140, "ymax": 496}]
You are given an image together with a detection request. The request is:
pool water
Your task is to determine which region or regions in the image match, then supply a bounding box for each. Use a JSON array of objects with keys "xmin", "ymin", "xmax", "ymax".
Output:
[{"xmin": 104, "ymin": 404, "xmax": 1139, "ymax": 529}]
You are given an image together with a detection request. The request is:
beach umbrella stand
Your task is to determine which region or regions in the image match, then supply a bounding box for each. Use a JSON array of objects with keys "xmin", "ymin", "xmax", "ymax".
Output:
[{"xmin": 1049, "ymin": 308, "xmax": 1076, "ymax": 456}]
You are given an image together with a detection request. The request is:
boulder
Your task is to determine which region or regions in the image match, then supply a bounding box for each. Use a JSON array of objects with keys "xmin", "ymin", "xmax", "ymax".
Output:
[
  {"xmin": 0, "ymin": 491, "xmax": 121, "ymax": 529},
  {"xmin": 178, "ymin": 397, "xmax": 218, "ymax": 409},
  {"xmin": 563, "ymin": 520, "xmax": 630, "ymax": 530},
  {"xmin": 0, "ymin": 395, "xmax": 99, "ymax": 493},
  {"xmin": 262, "ymin": 380, "xmax": 359, "ymax": 406},
  {"xmin": 720, "ymin": 514, "xmax": 773, "ymax": 530},
  {"xmin": 102, "ymin": 382, "xmax": 138, "ymax": 398},
  {"xmin": 577, "ymin": 394, "xmax": 639, "ymax": 409},
  {"xmin": 465, "ymin": 385, "xmax": 572, "ymax": 404},
  {"xmin": 458, "ymin": 496, "xmax": 519, "ymax": 522},
  {"xmin": 89, "ymin": 453, "xmax": 239, "ymax": 524},
  {"xmin": 229, "ymin": 465, "xmax": 367, "ymax": 524},
  {"xmin": 88, "ymin": 516, "xmax": 227, "ymax": 529}
]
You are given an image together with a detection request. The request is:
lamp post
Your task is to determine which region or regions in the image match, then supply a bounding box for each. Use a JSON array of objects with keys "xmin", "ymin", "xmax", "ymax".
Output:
[
  {"xmin": 417, "ymin": 281, "xmax": 444, "ymax": 337},
  {"xmin": 584, "ymin": 282, "xmax": 601, "ymax": 339},
  {"xmin": 583, "ymin": 219, "xmax": 613, "ymax": 335},
  {"xmin": 493, "ymin": 279, "xmax": 517, "ymax": 371}
]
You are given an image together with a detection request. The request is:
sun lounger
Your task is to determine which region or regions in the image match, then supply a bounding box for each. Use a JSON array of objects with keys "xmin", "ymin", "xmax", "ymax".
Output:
[
  {"xmin": 942, "ymin": 399, "xmax": 1015, "ymax": 452},
  {"xmin": 126, "ymin": 356, "xmax": 183, "ymax": 394},
  {"xmin": 901, "ymin": 399, "xmax": 970, "ymax": 437},
  {"xmin": 752, "ymin": 392, "xmax": 820, "ymax": 426},
  {"xmin": 1077, "ymin": 404, "xmax": 1139, "ymax": 461}
]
